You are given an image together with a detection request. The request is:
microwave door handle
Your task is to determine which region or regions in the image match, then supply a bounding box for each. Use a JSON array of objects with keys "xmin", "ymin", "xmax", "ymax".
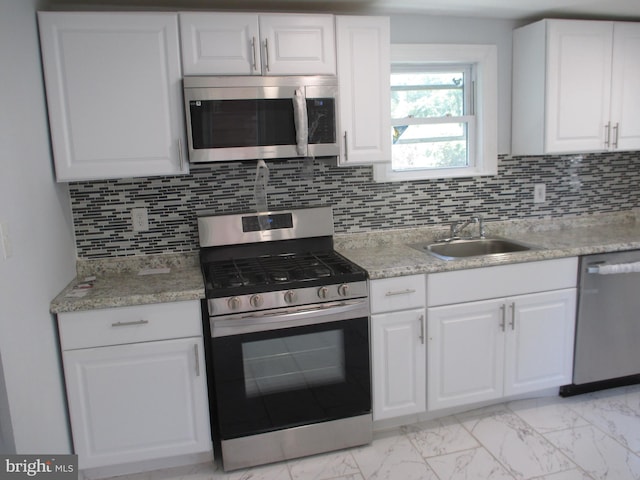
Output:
[{"xmin": 293, "ymin": 88, "xmax": 308, "ymax": 156}]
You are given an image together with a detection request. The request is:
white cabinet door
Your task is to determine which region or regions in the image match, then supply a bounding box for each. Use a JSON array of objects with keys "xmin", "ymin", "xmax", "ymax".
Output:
[
  {"xmin": 180, "ymin": 13, "xmax": 335, "ymax": 76},
  {"xmin": 428, "ymin": 289, "xmax": 577, "ymax": 411},
  {"xmin": 371, "ymin": 309, "xmax": 426, "ymax": 420},
  {"xmin": 336, "ymin": 16, "xmax": 391, "ymax": 165},
  {"xmin": 427, "ymin": 299, "xmax": 504, "ymax": 411},
  {"xmin": 63, "ymin": 337, "xmax": 211, "ymax": 469},
  {"xmin": 513, "ymin": 19, "xmax": 640, "ymax": 155},
  {"xmin": 38, "ymin": 12, "xmax": 187, "ymax": 182},
  {"xmin": 259, "ymin": 14, "xmax": 336, "ymax": 75},
  {"xmin": 610, "ymin": 22, "xmax": 640, "ymax": 151},
  {"xmin": 504, "ymin": 289, "xmax": 577, "ymax": 396},
  {"xmin": 545, "ymin": 20, "xmax": 613, "ymax": 153},
  {"xmin": 179, "ymin": 13, "xmax": 260, "ymax": 75}
]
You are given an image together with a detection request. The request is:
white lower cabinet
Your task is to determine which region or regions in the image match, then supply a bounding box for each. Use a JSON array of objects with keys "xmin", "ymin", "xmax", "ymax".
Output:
[
  {"xmin": 58, "ymin": 301, "xmax": 211, "ymax": 470},
  {"xmin": 427, "ymin": 298, "xmax": 504, "ymax": 410},
  {"xmin": 370, "ymin": 275, "xmax": 426, "ymax": 420},
  {"xmin": 427, "ymin": 259, "xmax": 578, "ymax": 411}
]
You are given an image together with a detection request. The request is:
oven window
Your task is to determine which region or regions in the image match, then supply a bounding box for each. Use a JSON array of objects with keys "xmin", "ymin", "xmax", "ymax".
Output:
[
  {"xmin": 242, "ymin": 330, "xmax": 345, "ymax": 397},
  {"xmin": 211, "ymin": 317, "xmax": 371, "ymax": 440}
]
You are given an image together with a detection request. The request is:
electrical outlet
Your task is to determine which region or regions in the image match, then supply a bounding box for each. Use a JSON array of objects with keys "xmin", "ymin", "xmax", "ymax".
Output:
[
  {"xmin": 534, "ymin": 183, "xmax": 546, "ymax": 203},
  {"xmin": 131, "ymin": 208, "xmax": 149, "ymax": 232}
]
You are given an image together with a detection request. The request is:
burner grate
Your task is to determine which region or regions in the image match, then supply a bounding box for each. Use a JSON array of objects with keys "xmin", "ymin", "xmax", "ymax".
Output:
[{"xmin": 204, "ymin": 251, "xmax": 364, "ymax": 292}]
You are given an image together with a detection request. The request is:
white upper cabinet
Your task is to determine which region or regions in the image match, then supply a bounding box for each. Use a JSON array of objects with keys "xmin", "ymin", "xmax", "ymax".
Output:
[
  {"xmin": 38, "ymin": 12, "xmax": 188, "ymax": 182},
  {"xmin": 610, "ymin": 23, "xmax": 640, "ymax": 151},
  {"xmin": 179, "ymin": 13, "xmax": 260, "ymax": 75},
  {"xmin": 179, "ymin": 12, "xmax": 336, "ymax": 76},
  {"xmin": 512, "ymin": 19, "xmax": 640, "ymax": 155},
  {"xmin": 259, "ymin": 14, "xmax": 336, "ymax": 75},
  {"xmin": 336, "ymin": 16, "xmax": 391, "ymax": 165}
]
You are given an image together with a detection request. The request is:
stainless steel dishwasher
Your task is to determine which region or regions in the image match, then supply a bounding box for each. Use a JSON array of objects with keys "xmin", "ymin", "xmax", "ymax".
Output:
[{"xmin": 560, "ymin": 250, "xmax": 640, "ymax": 396}]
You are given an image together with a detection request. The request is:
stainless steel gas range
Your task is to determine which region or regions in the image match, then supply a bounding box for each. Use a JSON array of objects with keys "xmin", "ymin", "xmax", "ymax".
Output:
[{"xmin": 197, "ymin": 207, "xmax": 372, "ymax": 471}]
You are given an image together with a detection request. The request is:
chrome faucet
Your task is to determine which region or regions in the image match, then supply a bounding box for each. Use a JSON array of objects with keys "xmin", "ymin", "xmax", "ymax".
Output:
[{"xmin": 450, "ymin": 215, "xmax": 485, "ymax": 239}]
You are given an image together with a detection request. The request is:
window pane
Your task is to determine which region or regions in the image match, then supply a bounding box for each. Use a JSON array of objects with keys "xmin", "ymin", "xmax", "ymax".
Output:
[
  {"xmin": 391, "ymin": 72, "xmax": 464, "ymax": 119},
  {"xmin": 392, "ymin": 123, "xmax": 468, "ymax": 170},
  {"xmin": 393, "ymin": 123, "xmax": 465, "ymax": 143}
]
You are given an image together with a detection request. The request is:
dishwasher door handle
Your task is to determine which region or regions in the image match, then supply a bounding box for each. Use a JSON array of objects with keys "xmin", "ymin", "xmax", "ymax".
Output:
[{"xmin": 587, "ymin": 261, "xmax": 640, "ymax": 274}]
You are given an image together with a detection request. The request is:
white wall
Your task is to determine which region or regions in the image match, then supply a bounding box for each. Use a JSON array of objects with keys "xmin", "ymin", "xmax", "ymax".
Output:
[
  {"xmin": 0, "ymin": 0, "xmax": 76, "ymax": 453},
  {"xmin": 390, "ymin": 14, "xmax": 519, "ymax": 154}
]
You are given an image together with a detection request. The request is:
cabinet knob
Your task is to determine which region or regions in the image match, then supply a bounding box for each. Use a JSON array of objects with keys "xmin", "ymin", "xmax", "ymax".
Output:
[
  {"xmin": 250, "ymin": 294, "xmax": 264, "ymax": 308},
  {"xmin": 228, "ymin": 296, "xmax": 241, "ymax": 310},
  {"xmin": 284, "ymin": 290, "xmax": 296, "ymax": 304}
]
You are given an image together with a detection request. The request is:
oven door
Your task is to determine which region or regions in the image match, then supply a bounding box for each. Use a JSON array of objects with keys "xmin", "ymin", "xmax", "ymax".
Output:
[{"xmin": 209, "ymin": 300, "xmax": 371, "ymax": 441}]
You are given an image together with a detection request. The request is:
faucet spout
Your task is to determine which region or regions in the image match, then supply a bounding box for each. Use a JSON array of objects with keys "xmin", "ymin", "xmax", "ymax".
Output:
[{"xmin": 450, "ymin": 215, "xmax": 484, "ymax": 239}]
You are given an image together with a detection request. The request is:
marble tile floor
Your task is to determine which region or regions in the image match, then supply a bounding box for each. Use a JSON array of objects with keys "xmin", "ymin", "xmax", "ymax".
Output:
[{"xmin": 113, "ymin": 384, "xmax": 640, "ymax": 480}]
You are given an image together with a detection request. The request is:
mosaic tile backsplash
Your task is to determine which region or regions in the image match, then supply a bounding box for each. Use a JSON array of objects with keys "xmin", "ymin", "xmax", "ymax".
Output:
[{"xmin": 70, "ymin": 151, "xmax": 640, "ymax": 259}]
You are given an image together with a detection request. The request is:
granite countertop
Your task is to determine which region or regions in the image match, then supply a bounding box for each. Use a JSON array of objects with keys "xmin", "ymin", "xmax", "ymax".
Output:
[
  {"xmin": 50, "ymin": 253, "xmax": 205, "ymax": 314},
  {"xmin": 335, "ymin": 210, "xmax": 640, "ymax": 279},
  {"xmin": 50, "ymin": 210, "xmax": 640, "ymax": 313}
]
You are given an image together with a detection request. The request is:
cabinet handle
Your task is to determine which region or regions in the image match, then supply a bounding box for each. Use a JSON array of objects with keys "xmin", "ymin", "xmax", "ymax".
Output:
[
  {"xmin": 604, "ymin": 122, "xmax": 611, "ymax": 148},
  {"xmin": 613, "ymin": 123, "xmax": 619, "ymax": 149},
  {"xmin": 264, "ymin": 38, "xmax": 270, "ymax": 72},
  {"xmin": 343, "ymin": 131, "xmax": 349, "ymax": 162},
  {"xmin": 178, "ymin": 138, "xmax": 184, "ymax": 170},
  {"xmin": 385, "ymin": 289, "xmax": 416, "ymax": 297},
  {"xmin": 509, "ymin": 302, "xmax": 516, "ymax": 330},
  {"xmin": 499, "ymin": 304, "xmax": 506, "ymax": 331},
  {"xmin": 418, "ymin": 314, "xmax": 425, "ymax": 345},
  {"xmin": 111, "ymin": 319, "xmax": 149, "ymax": 327},
  {"xmin": 251, "ymin": 36, "xmax": 258, "ymax": 72},
  {"xmin": 194, "ymin": 344, "xmax": 200, "ymax": 377}
]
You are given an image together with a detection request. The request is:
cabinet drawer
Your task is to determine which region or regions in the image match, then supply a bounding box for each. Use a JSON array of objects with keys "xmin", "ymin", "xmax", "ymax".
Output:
[
  {"xmin": 58, "ymin": 300, "xmax": 202, "ymax": 350},
  {"xmin": 370, "ymin": 275, "xmax": 426, "ymax": 314},
  {"xmin": 428, "ymin": 257, "xmax": 578, "ymax": 307}
]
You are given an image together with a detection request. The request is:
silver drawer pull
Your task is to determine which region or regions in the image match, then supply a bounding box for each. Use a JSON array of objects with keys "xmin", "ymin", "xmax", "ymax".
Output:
[
  {"xmin": 385, "ymin": 289, "xmax": 416, "ymax": 297},
  {"xmin": 111, "ymin": 319, "xmax": 149, "ymax": 327}
]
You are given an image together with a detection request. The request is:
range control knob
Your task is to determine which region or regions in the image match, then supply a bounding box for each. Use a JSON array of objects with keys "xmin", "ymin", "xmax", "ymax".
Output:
[
  {"xmin": 227, "ymin": 296, "xmax": 241, "ymax": 310},
  {"xmin": 284, "ymin": 290, "xmax": 296, "ymax": 304},
  {"xmin": 337, "ymin": 284, "xmax": 350, "ymax": 297},
  {"xmin": 250, "ymin": 294, "xmax": 264, "ymax": 308},
  {"xmin": 317, "ymin": 286, "xmax": 329, "ymax": 299}
]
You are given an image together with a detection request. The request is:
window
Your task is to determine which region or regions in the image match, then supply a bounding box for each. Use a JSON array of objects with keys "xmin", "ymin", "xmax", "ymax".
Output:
[{"xmin": 374, "ymin": 44, "xmax": 498, "ymax": 182}]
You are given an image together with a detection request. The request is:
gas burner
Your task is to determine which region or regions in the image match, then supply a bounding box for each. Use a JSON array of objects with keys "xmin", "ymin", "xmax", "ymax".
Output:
[
  {"xmin": 269, "ymin": 270, "xmax": 290, "ymax": 282},
  {"xmin": 225, "ymin": 275, "xmax": 246, "ymax": 288},
  {"xmin": 308, "ymin": 266, "xmax": 331, "ymax": 278},
  {"xmin": 198, "ymin": 207, "xmax": 369, "ymax": 309}
]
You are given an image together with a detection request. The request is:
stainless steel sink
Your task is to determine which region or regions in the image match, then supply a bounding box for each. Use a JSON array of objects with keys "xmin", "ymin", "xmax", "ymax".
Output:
[{"xmin": 411, "ymin": 237, "xmax": 534, "ymax": 261}]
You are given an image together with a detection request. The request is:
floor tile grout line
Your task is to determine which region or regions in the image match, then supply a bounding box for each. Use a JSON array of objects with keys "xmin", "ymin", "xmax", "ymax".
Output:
[
  {"xmin": 557, "ymin": 392, "xmax": 640, "ymax": 460},
  {"xmin": 454, "ymin": 403, "xmax": 527, "ymax": 480},
  {"xmin": 502, "ymin": 400, "xmax": 598, "ymax": 479}
]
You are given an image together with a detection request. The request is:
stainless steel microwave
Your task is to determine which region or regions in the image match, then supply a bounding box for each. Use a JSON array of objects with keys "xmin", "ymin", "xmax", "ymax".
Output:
[{"xmin": 183, "ymin": 76, "xmax": 340, "ymax": 163}]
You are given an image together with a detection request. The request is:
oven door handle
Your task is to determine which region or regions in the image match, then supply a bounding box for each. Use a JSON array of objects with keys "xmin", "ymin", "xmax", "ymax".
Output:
[{"xmin": 211, "ymin": 299, "xmax": 369, "ymax": 337}]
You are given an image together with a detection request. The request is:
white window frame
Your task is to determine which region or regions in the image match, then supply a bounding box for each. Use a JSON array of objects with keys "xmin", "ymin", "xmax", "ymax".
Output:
[{"xmin": 374, "ymin": 44, "xmax": 498, "ymax": 182}]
